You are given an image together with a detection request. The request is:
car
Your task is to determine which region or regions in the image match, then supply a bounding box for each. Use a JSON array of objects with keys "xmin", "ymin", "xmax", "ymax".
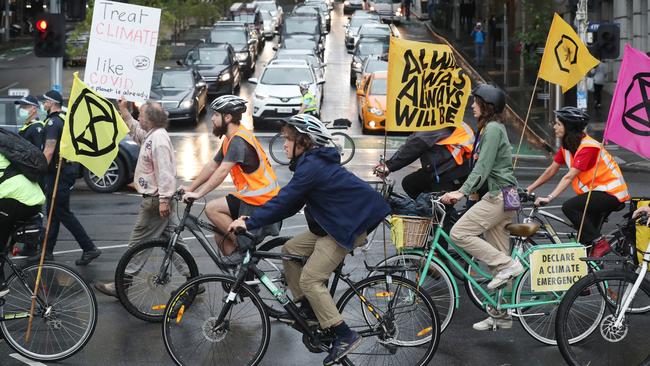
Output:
[
  {"xmin": 253, "ymin": 0, "xmax": 283, "ymax": 30},
  {"xmin": 357, "ymin": 71, "xmax": 387, "ymax": 133},
  {"xmin": 367, "ymin": 0, "xmax": 403, "ymax": 24},
  {"xmin": 298, "ymin": 2, "xmax": 331, "ymax": 31},
  {"xmin": 211, "ymin": 22, "xmax": 257, "ymax": 76},
  {"xmin": 0, "ymin": 96, "xmax": 139, "ymax": 193},
  {"xmin": 249, "ymin": 61, "xmax": 324, "ymax": 125},
  {"xmin": 64, "ymin": 31, "xmax": 89, "ymax": 66},
  {"xmin": 149, "ymin": 67, "xmax": 208, "ymax": 125},
  {"xmin": 357, "ymin": 23, "xmax": 393, "ymax": 43},
  {"xmin": 278, "ymin": 34, "xmax": 322, "ymax": 57},
  {"xmin": 306, "ymin": 0, "xmax": 333, "ymax": 12},
  {"xmin": 358, "ymin": 57, "xmax": 388, "ymax": 87},
  {"xmin": 291, "ymin": 5, "xmax": 328, "ymax": 35},
  {"xmin": 228, "ymin": 2, "xmax": 265, "ymax": 51},
  {"xmin": 271, "ymin": 49, "xmax": 326, "ymax": 79},
  {"xmin": 180, "ymin": 43, "xmax": 241, "ymax": 96},
  {"xmin": 278, "ymin": 15, "xmax": 324, "ymax": 51},
  {"xmin": 350, "ymin": 36, "xmax": 389, "ymax": 85},
  {"xmin": 259, "ymin": 10, "xmax": 276, "ymax": 39},
  {"xmin": 345, "ymin": 12, "xmax": 381, "ymax": 52},
  {"xmin": 343, "ymin": 0, "xmax": 365, "ymax": 14}
]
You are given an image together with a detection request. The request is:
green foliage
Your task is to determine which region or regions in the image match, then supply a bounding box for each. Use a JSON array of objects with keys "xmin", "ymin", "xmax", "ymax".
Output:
[{"xmin": 515, "ymin": 0, "xmax": 554, "ymax": 68}]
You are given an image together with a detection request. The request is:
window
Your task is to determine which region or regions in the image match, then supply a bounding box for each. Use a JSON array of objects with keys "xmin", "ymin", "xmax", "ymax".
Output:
[
  {"xmin": 284, "ymin": 19, "xmax": 318, "ymax": 34},
  {"xmin": 260, "ymin": 67, "xmax": 314, "ymax": 85},
  {"xmin": 211, "ymin": 30, "xmax": 247, "ymax": 44},
  {"xmin": 189, "ymin": 49, "xmax": 229, "ymax": 65},
  {"xmin": 152, "ymin": 71, "xmax": 194, "ymax": 89}
]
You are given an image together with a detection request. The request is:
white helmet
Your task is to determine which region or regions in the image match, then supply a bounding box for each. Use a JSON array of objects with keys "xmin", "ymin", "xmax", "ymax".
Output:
[
  {"xmin": 285, "ymin": 114, "xmax": 333, "ymax": 146},
  {"xmin": 298, "ymin": 81, "xmax": 310, "ymax": 91},
  {"xmin": 210, "ymin": 95, "xmax": 248, "ymax": 114}
]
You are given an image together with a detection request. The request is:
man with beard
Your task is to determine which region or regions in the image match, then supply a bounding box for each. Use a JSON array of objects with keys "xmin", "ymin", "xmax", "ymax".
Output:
[{"xmin": 182, "ymin": 95, "xmax": 280, "ymax": 262}]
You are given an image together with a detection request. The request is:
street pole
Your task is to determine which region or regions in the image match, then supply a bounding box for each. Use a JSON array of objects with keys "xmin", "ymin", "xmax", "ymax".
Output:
[
  {"xmin": 503, "ymin": 3, "xmax": 507, "ymax": 86},
  {"xmin": 576, "ymin": 0, "xmax": 588, "ymax": 110},
  {"xmin": 50, "ymin": 0, "xmax": 63, "ymax": 92},
  {"xmin": 3, "ymin": 0, "xmax": 10, "ymax": 43}
]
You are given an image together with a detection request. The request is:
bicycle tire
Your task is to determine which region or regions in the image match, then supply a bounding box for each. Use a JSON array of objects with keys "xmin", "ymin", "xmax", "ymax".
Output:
[
  {"xmin": 336, "ymin": 275, "xmax": 440, "ymax": 365},
  {"xmin": 163, "ymin": 274, "xmax": 271, "ymax": 366},
  {"xmin": 369, "ymin": 253, "xmax": 455, "ymax": 332},
  {"xmin": 331, "ymin": 131, "xmax": 355, "ymax": 165},
  {"xmin": 115, "ymin": 238, "xmax": 200, "ymax": 322},
  {"xmin": 268, "ymin": 133, "xmax": 290, "ymax": 165},
  {"xmin": 556, "ymin": 270, "xmax": 650, "ymax": 366},
  {"xmin": 0, "ymin": 262, "xmax": 97, "ymax": 361}
]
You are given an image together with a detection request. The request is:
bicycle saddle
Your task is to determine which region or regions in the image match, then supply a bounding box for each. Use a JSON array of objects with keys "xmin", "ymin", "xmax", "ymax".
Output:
[{"xmin": 505, "ymin": 223, "xmax": 540, "ymax": 238}]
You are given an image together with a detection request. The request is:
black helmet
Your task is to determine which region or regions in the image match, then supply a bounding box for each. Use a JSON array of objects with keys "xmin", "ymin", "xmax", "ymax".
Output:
[
  {"xmin": 554, "ymin": 106, "xmax": 589, "ymax": 130},
  {"xmin": 210, "ymin": 95, "xmax": 248, "ymax": 114},
  {"xmin": 472, "ymin": 84, "xmax": 506, "ymax": 113}
]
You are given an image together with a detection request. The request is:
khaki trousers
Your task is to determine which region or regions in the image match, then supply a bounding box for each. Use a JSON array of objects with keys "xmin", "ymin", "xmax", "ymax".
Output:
[
  {"xmin": 450, "ymin": 193, "xmax": 515, "ymax": 272},
  {"xmin": 282, "ymin": 231, "xmax": 366, "ymax": 329}
]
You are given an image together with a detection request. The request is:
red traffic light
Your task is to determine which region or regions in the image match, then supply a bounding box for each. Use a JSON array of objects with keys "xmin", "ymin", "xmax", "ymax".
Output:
[{"xmin": 36, "ymin": 19, "xmax": 48, "ymax": 32}]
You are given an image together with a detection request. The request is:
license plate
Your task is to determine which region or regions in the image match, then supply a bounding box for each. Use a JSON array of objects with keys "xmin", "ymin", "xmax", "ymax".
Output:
[{"xmin": 277, "ymin": 107, "xmax": 293, "ymax": 113}]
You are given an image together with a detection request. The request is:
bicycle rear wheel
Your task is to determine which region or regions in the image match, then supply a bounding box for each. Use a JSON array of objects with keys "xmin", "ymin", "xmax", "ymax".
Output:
[
  {"xmin": 268, "ymin": 133, "xmax": 290, "ymax": 165},
  {"xmin": 331, "ymin": 132, "xmax": 355, "ymax": 165},
  {"xmin": 556, "ymin": 270, "xmax": 650, "ymax": 366},
  {"xmin": 0, "ymin": 262, "xmax": 97, "ymax": 361},
  {"xmin": 163, "ymin": 274, "xmax": 271, "ymax": 366},
  {"xmin": 337, "ymin": 275, "xmax": 440, "ymax": 365}
]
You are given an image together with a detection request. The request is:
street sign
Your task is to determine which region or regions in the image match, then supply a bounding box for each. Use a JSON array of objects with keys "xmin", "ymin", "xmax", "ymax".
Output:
[{"xmin": 8, "ymin": 88, "xmax": 29, "ymax": 97}]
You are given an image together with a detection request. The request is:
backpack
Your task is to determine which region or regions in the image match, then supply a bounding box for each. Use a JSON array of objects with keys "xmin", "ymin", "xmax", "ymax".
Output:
[{"xmin": 0, "ymin": 128, "xmax": 48, "ymax": 184}]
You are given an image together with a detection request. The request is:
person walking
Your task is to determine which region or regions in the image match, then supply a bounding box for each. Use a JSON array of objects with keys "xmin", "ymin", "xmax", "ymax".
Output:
[
  {"xmin": 401, "ymin": 0, "xmax": 412, "ymax": 21},
  {"xmin": 471, "ymin": 22, "xmax": 486, "ymax": 66},
  {"xmin": 592, "ymin": 62, "xmax": 607, "ymax": 109}
]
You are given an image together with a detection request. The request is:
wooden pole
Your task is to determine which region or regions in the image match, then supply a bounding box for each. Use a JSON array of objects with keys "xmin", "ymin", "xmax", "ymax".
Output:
[
  {"xmin": 576, "ymin": 140, "xmax": 605, "ymax": 244},
  {"xmin": 513, "ymin": 76, "xmax": 540, "ymax": 170},
  {"xmin": 25, "ymin": 156, "xmax": 63, "ymax": 341}
]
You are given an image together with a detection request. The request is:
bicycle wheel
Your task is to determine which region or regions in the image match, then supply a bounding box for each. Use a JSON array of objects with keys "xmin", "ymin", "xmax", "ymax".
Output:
[
  {"xmin": 256, "ymin": 236, "xmax": 292, "ymax": 318},
  {"xmin": 556, "ymin": 270, "xmax": 650, "ymax": 366},
  {"xmin": 369, "ymin": 253, "xmax": 455, "ymax": 332},
  {"xmin": 515, "ymin": 268, "xmax": 604, "ymax": 345},
  {"xmin": 268, "ymin": 133, "xmax": 290, "ymax": 165},
  {"xmin": 331, "ymin": 132, "xmax": 355, "ymax": 165},
  {"xmin": 115, "ymin": 238, "xmax": 199, "ymax": 322},
  {"xmin": 337, "ymin": 275, "xmax": 440, "ymax": 365},
  {"xmin": 0, "ymin": 262, "xmax": 97, "ymax": 361},
  {"xmin": 163, "ymin": 274, "xmax": 271, "ymax": 366}
]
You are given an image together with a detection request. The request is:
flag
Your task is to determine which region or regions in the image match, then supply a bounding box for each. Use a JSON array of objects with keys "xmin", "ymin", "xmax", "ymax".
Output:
[
  {"xmin": 538, "ymin": 13, "xmax": 600, "ymax": 93},
  {"xmin": 386, "ymin": 37, "xmax": 471, "ymax": 132},
  {"xmin": 60, "ymin": 72, "xmax": 129, "ymax": 176},
  {"xmin": 603, "ymin": 44, "xmax": 650, "ymax": 159}
]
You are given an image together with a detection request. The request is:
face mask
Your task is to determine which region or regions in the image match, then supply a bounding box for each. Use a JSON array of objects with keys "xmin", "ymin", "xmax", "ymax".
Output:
[{"xmin": 18, "ymin": 108, "xmax": 30, "ymax": 120}]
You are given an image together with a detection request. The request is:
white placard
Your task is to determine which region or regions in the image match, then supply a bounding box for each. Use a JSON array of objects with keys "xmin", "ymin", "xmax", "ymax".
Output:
[{"xmin": 84, "ymin": 0, "xmax": 161, "ymax": 102}]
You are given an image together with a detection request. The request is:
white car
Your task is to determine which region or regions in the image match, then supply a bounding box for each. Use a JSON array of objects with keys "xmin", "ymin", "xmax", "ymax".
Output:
[
  {"xmin": 250, "ymin": 61, "xmax": 324, "ymax": 125},
  {"xmin": 367, "ymin": 0, "xmax": 403, "ymax": 24}
]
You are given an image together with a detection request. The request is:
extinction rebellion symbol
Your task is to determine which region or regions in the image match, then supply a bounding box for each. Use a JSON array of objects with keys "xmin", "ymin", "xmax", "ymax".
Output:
[
  {"xmin": 554, "ymin": 35, "xmax": 579, "ymax": 73},
  {"xmin": 68, "ymin": 89, "xmax": 120, "ymax": 157},
  {"xmin": 622, "ymin": 73, "xmax": 650, "ymax": 137}
]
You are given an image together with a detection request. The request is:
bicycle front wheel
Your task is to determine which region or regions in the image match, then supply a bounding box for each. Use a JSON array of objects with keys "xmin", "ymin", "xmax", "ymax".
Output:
[
  {"xmin": 337, "ymin": 275, "xmax": 440, "ymax": 366},
  {"xmin": 0, "ymin": 262, "xmax": 97, "ymax": 361},
  {"xmin": 556, "ymin": 270, "xmax": 650, "ymax": 366},
  {"xmin": 331, "ymin": 132, "xmax": 355, "ymax": 165},
  {"xmin": 268, "ymin": 133, "xmax": 290, "ymax": 165},
  {"xmin": 163, "ymin": 274, "xmax": 271, "ymax": 366}
]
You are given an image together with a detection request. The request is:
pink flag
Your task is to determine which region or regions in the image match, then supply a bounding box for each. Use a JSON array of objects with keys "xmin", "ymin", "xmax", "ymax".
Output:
[{"xmin": 604, "ymin": 44, "xmax": 650, "ymax": 159}]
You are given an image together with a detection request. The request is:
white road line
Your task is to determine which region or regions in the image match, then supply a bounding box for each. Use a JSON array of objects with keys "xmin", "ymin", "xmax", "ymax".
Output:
[{"xmin": 9, "ymin": 353, "xmax": 48, "ymax": 366}]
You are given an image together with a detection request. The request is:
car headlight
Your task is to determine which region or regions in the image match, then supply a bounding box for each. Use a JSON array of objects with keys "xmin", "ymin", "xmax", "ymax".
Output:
[
  {"xmin": 180, "ymin": 100, "xmax": 193, "ymax": 109},
  {"xmin": 219, "ymin": 73, "xmax": 231, "ymax": 81},
  {"xmin": 236, "ymin": 52, "xmax": 248, "ymax": 61},
  {"xmin": 369, "ymin": 6, "xmax": 375, "ymax": 11},
  {"xmin": 344, "ymin": 0, "xmax": 349, "ymax": 5},
  {"xmin": 254, "ymin": 93, "xmax": 268, "ymax": 100},
  {"xmin": 369, "ymin": 121, "xmax": 377, "ymax": 128},
  {"xmin": 369, "ymin": 107, "xmax": 384, "ymax": 116},
  {"xmin": 353, "ymin": 61, "xmax": 361, "ymax": 69},
  {"xmin": 395, "ymin": 8, "xmax": 402, "ymax": 16}
]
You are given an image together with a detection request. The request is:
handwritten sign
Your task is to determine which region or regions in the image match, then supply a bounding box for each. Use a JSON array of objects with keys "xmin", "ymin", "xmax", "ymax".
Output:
[
  {"xmin": 529, "ymin": 246, "xmax": 587, "ymax": 292},
  {"xmin": 84, "ymin": 0, "xmax": 161, "ymax": 102},
  {"xmin": 386, "ymin": 37, "xmax": 471, "ymax": 132}
]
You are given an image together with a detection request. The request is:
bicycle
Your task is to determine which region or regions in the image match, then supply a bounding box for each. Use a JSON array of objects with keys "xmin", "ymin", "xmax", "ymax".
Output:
[
  {"xmin": 268, "ymin": 119, "xmax": 356, "ymax": 165},
  {"xmin": 162, "ymin": 229, "xmax": 440, "ymax": 366},
  {"xmin": 555, "ymin": 213, "xmax": 650, "ymax": 366},
  {"xmin": 114, "ymin": 190, "xmax": 291, "ymax": 322},
  {"xmin": 0, "ymin": 214, "xmax": 97, "ymax": 361}
]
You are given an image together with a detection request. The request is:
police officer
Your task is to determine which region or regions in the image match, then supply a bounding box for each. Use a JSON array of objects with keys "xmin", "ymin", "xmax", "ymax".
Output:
[
  {"xmin": 298, "ymin": 81, "xmax": 319, "ymax": 117},
  {"xmin": 15, "ymin": 95, "xmax": 45, "ymax": 150},
  {"xmin": 31, "ymin": 90, "xmax": 101, "ymax": 265}
]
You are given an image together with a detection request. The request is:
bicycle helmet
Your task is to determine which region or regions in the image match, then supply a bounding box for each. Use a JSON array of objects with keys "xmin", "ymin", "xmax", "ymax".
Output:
[
  {"xmin": 554, "ymin": 106, "xmax": 590, "ymax": 130},
  {"xmin": 210, "ymin": 95, "xmax": 248, "ymax": 114},
  {"xmin": 298, "ymin": 81, "xmax": 310, "ymax": 91},
  {"xmin": 471, "ymin": 84, "xmax": 506, "ymax": 113},
  {"xmin": 285, "ymin": 114, "xmax": 333, "ymax": 146}
]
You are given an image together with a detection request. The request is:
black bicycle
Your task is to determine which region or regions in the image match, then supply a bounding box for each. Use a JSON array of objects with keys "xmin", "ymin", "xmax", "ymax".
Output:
[{"xmin": 162, "ymin": 230, "xmax": 441, "ymax": 366}]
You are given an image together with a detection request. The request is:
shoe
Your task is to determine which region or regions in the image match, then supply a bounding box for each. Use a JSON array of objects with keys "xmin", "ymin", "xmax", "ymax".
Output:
[
  {"xmin": 94, "ymin": 282, "xmax": 117, "ymax": 298},
  {"xmin": 75, "ymin": 249, "xmax": 102, "ymax": 266},
  {"xmin": 472, "ymin": 316, "xmax": 513, "ymax": 331},
  {"xmin": 589, "ymin": 237, "xmax": 611, "ymax": 258},
  {"xmin": 323, "ymin": 331, "xmax": 362, "ymax": 365},
  {"xmin": 487, "ymin": 261, "xmax": 525, "ymax": 290}
]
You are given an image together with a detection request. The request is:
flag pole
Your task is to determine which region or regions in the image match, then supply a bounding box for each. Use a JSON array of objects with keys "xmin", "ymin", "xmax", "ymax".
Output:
[
  {"xmin": 576, "ymin": 138, "xmax": 605, "ymax": 244},
  {"xmin": 382, "ymin": 127, "xmax": 388, "ymax": 262},
  {"xmin": 25, "ymin": 156, "xmax": 63, "ymax": 341},
  {"xmin": 513, "ymin": 76, "xmax": 540, "ymax": 170}
]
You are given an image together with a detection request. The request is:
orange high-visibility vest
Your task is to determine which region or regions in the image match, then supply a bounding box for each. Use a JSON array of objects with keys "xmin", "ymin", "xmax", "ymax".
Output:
[
  {"xmin": 436, "ymin": 122, "xmax": 475, "ymax": 165},
  {"xmin": 222, "ymin": 126, "xmax": 280, "ymax": 205},
  {"xmin": 560, "ymin": 135, "xmax": 630, "ymax": 203}
]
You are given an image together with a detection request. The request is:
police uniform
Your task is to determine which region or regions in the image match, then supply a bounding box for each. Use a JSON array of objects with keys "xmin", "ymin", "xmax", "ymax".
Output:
[
  {"xmin": 301, "ymin": 90, "xmax": 319, "ymax": 117},
  {"xmin": 19, "ymin": 120, "xmax": 46, "ymax": 151}
]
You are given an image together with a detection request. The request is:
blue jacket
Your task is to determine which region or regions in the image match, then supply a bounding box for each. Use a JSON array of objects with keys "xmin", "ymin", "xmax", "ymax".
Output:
[{"xmin": 245, "ymin": 147, "xmax": 390, "ymax": 250}]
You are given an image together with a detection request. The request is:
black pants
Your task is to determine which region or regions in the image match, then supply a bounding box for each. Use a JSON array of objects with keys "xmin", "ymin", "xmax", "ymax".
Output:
[
  {"xmin": 0, "ymin": 198, "xmax": 42, "ymax": 253},
  {"xmin": 402, "ymin": 168, "xmax": 464, "ymax": 199},
  {"xmin": 561, "ymin": 191, "xmax": 622, "ymax": 244},
  {"xmin": 594, "ymin": 84, "xmax": 604, "ymax": 106}
]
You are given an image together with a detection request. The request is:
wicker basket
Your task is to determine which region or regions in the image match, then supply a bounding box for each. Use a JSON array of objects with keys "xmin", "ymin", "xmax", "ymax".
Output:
[{"xmin": 392, "ymin": 215, "xmax": 433, "ymax": 248}]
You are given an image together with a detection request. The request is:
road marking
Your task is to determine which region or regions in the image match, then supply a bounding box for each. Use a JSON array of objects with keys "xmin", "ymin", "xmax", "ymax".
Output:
[{"xmin": 9, "ymin": 353, "xmax": 48, "ymax": 366}]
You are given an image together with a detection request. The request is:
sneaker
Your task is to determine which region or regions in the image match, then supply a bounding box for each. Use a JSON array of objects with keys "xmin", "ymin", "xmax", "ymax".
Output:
[
  {"xmin": 472, "ymin": 316, "xmax": 513, "ymax": 331},
  {"xmin": 94, "ymin": 282, "xmax": 117, "ymax": 298},
  {"xmin": 75, "ymin": 249, "xmax": 102, "ymax": 266},
  {"xmin": 323, "ymin": 331, "xmax": 362, "ymax": 365},
  {"xmin": 487, "ymin": 261, "xmax": 525, "ymax": 290},
  {"xmin": 589, "ymin": 237, "xmax": 611, "ymax": 258}
]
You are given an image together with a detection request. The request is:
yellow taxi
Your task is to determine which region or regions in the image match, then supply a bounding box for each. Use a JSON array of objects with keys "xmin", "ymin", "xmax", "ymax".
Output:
[{"xmin": 356, "ymin": 71, "xmax": 387, "ymax": 133}]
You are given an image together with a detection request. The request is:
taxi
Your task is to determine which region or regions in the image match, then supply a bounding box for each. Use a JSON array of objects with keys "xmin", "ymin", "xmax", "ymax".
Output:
[{"xmin": 356, "ymin": 71, "xmax": 387, "ymax": 133}]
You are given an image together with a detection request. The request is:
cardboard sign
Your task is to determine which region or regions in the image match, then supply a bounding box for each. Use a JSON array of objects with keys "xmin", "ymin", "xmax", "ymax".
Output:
[
  {"xmin": 530, "ymin": 246, "xmax": 588, "ymax": 292},
  {"xmin": 84, "ymin": 0, "xmax": 161, "ymax": 102}
]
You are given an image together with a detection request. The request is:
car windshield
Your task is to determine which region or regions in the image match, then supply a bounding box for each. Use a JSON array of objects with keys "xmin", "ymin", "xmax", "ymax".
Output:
[
  {"xmin": 284, "ymin": 19, "xmax": 318, "ymax": 34},
  {"xmin": 350, "ymin": 17, "xmax": 377, "ymax": 27},
  {"xmin": 211, "ymin": 29, "xmax": 247, "ymax": 44},
  {"xmin": 360, "ymin": 26, "xmax": 390, "ymax": 36},
  {"xmin": 294, "ymin": 6, "xmax": 318, "ymax": 14},
  {"xmin": 276, "ymin": 52, "xmax": 320, "ymax": 66},
  {"xmin": 370, "ymin": 78, "xmax": 387, "ymax": 95},
  {"xmin": 190, "ymin": 48, "xmax": 229, "ymax": 65},
  {"xmin": 152, "ymin": 71, "xmax": 194, "ymax": 89},
  {"xmin": 261, "ymin": 11, "xmax": 273, "ymax": 20},
  {"xmin": 256, "ymin": 2, "xmax": 276, "ymax": 12},
  {"xmin": 283, "ymin": 38, "xmax": 316, "ymax": 49},
  {"xmin": 356, "ymin": 42, "xmax": 388, "ymax": 57},
  {"xmin": 260, "ymin": 67, "xmax": 314, "ymax": 85},
  {"xmin": 365, "ymin": 60, "xmax": 388, "ymax": 73},
  {"xmin": 233, "ymin": 14, "xmax": 256, "ymax": 23}
]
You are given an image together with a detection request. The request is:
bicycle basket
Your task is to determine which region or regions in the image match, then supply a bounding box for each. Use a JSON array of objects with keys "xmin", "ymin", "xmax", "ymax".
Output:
[{"xmin": 390, "ymin": 215, "xmax": 432, "ymax": 249}]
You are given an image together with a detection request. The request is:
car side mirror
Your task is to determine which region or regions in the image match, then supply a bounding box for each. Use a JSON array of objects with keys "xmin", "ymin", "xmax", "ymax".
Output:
[
  {"xmin": 196, "ymin": 81, "xmax": 207, "ymax": 88},
  {"xmin": 248, "ymin": 78, "xmax": 258, "ymax": 84},
  {"xmin": 176, "ymin": 60, "xmax": 184, "ymax": 66}
]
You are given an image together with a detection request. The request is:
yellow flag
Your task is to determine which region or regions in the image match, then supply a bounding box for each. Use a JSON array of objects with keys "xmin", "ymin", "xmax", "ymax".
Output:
[
  {"xmin": 60, "ymin": 72, "xmax": 129, "ymax": 177},
  {"xmin": 386, "ymin": 37, "xmax": 471, "ymax": 132},
  {"xmin": 538, "ymin": 13, "xmax": 600, "ymax": 93}
]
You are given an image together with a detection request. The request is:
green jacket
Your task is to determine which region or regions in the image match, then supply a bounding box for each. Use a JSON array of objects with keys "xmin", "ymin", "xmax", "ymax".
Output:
[
  {"xmin": 302, "ymin": 91, "xmax": 318, "ymax": 112},
  {"xmin": 460, "ymin": 121, "xmax": 517, "ymax": 196}
]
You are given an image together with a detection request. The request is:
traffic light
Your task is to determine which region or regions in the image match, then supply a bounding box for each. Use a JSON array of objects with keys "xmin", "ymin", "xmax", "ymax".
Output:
[
  {"xmin": 593, "ymin": 23, "xmax": 620, "ymax": 60},
  {"xmin": 63, "ymin": 0, "xmax": 88, "ymax": 22},
  {"xmin": 34, "ymin": 13, "xmax": 66, "ymax": 58}
]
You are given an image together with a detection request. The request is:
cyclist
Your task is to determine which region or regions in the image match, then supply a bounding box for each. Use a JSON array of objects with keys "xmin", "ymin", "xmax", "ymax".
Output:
[
  {"xmin": 228, "ymin": 114, "xmax": 390, "ymax": 365},
  {"xmin": 526, "ymin": 107, "xmax": 630, "ymax": 257},
  {"xmin": 298, "ymin": 81, "xmax": 319, "ymax": 117},
  {"xmin": 374, "ymin": 122, "xmax": 475, "ymax": 199},
  {"xmin": 440, "ymin": 84, "xmax": 522, "ymax": 331},
  {"xmin": 182, "ymin": 95, "xmax": 280, "ymax": 261}
]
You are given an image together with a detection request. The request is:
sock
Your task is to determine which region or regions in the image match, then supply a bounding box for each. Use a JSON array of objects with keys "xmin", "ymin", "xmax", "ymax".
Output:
[{"xmin": 333, "ymin": 321, "xmax": 354, "ymax": 339}]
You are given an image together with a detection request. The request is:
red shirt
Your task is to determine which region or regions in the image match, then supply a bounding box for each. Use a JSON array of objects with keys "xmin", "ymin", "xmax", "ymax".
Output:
[{"xmin": 554, "ymin": 146, "xmax": 599, "ymax": 171}]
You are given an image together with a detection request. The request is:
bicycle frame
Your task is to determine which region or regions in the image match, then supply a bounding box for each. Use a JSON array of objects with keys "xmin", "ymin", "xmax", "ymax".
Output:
[{"xmin": 613, "ymin": 245, "xmax": 650, "ymax": 327}]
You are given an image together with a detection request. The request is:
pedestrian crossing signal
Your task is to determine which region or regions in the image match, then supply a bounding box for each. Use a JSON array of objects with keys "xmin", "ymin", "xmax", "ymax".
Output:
[{"xmin": 34, "ymin": 13, "xmax": 65, "ymax": 58}]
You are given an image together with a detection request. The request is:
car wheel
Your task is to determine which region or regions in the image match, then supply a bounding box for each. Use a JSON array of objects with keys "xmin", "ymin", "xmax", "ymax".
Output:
[{"xmin": 83, "ymin": 157, "xmax": 127, "ymax": 193}]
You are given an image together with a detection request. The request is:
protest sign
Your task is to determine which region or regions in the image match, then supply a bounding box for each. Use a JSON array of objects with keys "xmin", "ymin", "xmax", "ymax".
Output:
[
  {"xmin": 529, "ymin": 246, "xmax": 587, "ymax": 292},
  {"xmin": 84, "ymin": 0, "xmax": 161, "ymax": 102}
]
